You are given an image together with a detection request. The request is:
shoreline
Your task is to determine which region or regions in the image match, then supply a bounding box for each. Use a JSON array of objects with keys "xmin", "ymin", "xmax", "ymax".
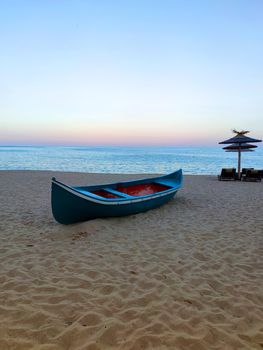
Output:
[
  {"xmin": 0, "ymin": 169, "xmax": 217, "ymax": 175},
  {"xmin": 0, "ymin": 170, "xmax": 262, "ymax": 349}
]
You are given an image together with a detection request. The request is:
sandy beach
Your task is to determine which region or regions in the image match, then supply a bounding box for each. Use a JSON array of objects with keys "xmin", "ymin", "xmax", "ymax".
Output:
[{"xmin": 0, "ymin": 170, "xmax": 262, "ymax": 350}]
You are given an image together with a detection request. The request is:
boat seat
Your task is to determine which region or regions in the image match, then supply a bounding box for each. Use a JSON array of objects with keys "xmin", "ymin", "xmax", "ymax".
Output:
[
  {"xmin": 154, "ymin": 179, "xmax": 176, "ymax": 188},
  {"xmin": 78, "ymin": 188, "xmax": 133, "ymax": 199},
  {"xmin": 104, "ymin": 188, "xmax": 134, "ymax": 199},
  {"xmin": 77, "ymin": 189, "xmax": 101, "ymax": 197}
]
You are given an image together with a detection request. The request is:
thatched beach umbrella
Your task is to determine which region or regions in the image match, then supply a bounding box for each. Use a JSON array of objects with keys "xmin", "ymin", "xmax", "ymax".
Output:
[
  {"xmin": 219, "ymin": 130, "xmax": 262, "ymax": 179},
  {"xmin": 222, "ymin": 143, "xmax": 257, "ymax": 151},
  {"xmin": 225, "ymin": 149, "xmax": 254, "ymax": 152}
]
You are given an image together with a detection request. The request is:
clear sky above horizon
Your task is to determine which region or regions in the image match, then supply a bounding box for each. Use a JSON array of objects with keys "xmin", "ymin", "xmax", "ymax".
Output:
[{"xmin": 1, "ymin": 0, "xmax": 263, "ymax": 146}]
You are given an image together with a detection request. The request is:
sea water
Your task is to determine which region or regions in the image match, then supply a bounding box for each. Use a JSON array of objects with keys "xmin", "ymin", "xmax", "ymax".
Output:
[{"xmin": 0, "ymin": 146, "xmax": 262, "ymax": 175}]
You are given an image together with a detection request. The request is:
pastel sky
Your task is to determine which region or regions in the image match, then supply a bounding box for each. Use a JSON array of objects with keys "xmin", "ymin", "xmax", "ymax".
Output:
[{"xmin": 1, "ymin": 0, "xmax": 263, "ymax": 146}]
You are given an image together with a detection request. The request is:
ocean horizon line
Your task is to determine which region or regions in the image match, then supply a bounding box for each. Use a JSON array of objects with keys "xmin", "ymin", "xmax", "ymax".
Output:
[{"xmin": 0, "ymin": 144, "xmax": 219, "ymax": 148}]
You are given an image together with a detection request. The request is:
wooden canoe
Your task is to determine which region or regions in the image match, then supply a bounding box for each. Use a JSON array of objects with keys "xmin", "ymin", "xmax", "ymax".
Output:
[{"xmin": 51, "ymin": 169, "xmax": 183, "ymax": 224}]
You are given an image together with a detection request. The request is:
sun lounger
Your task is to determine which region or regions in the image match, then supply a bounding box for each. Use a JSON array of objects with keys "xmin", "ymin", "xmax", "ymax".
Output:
[
  {"xmin": 218, "ymin": 168, "xmax": 237, "ymax": 181},
  {"xmin": 242, "ymin": 169, "xmax": 262, "ymax": 182},
  {"xmin": 241, "ymin": 168, "xmax": 254, "ymax": 178}
]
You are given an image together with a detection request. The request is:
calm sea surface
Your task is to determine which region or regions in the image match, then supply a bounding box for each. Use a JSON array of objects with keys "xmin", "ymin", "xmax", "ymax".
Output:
[{"xmin": 0, "ymin": 146, "xmax": 262, "ymax": 175}]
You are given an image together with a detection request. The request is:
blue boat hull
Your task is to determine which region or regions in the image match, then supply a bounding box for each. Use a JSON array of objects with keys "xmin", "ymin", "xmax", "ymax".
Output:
[{"xmin": 51, "ymin": 170, "xmax": 183, "ymax": 224}]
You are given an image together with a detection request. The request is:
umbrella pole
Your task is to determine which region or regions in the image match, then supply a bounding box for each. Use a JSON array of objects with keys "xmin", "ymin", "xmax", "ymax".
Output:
[{"xmin": 238, "ymin": 146, "xmax": 241, "ymax": 180}]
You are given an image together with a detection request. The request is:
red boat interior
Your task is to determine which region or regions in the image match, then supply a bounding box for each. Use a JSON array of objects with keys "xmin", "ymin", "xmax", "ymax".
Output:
[
  {"xmin": 117, "ymin": 183, "xmax": 171, "ymax": 196},
  {"xmin": 92, "ymin": 189, "xmax": 121, "ymax": 199},
  {"xmin": 91, "ymin": 183, "xmax": 171, "ymax": 199}
]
